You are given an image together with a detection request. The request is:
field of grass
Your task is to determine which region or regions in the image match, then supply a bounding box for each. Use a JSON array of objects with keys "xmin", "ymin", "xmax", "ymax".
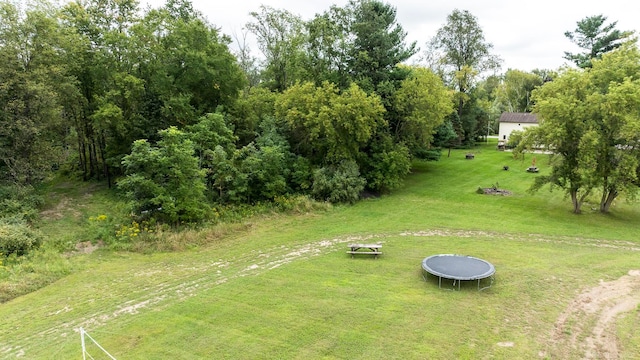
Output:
[{"xmin": 1, "ymin": 141, "xmax": 639, "ymax": 359}]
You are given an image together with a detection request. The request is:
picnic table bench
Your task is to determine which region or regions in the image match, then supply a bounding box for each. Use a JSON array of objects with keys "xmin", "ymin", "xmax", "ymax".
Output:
[{"xmin": 347, "ymin": 243, "xmax": 382, "ymax": 258}]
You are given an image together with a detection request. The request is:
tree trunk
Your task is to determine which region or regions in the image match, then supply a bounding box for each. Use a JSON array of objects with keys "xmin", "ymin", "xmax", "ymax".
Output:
[
  {"xmin": 570, "ymin": 191, "xmax": 582, "ymax": 214},
  {"xmin": 98, "ymin": 132, "xmax": 111, "ymax": 188},
  {"xmin": 600, "ymin": 189, "xmax": 618, "ymax": 213},
  {"xmin": 78, "ymin": 136, "xmax": 87, "ymax": 181}
]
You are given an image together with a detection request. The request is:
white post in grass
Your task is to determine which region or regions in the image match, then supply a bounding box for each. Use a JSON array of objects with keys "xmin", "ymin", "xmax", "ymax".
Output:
[
  {"xmin": 80, "ymin": 327, "xmax": 86, "ymax": 360},
  {"xmin": 80, "ymin": 327, "xmax": 117, "ymax": 360}
]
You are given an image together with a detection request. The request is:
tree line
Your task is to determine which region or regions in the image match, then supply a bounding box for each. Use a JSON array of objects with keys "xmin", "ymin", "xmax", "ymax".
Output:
[{"xmin": 1, "ymin": 0, "xmax": 638, "ymax": 229}]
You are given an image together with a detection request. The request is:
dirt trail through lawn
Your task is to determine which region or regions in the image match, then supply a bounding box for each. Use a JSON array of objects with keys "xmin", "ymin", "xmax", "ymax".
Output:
[
  {"xmin": 545, "ymin": 270, "xmax": 640, "ymax": 359},
  {"xmin": 2, "ymin": 230, "xmax": 640, "ymax": 358}
]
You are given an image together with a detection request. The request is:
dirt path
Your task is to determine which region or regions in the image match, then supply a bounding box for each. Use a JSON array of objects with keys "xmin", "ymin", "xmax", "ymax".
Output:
[{"xmin": 545, "ymin": 270, "xmax": 640, "ymax": 359}]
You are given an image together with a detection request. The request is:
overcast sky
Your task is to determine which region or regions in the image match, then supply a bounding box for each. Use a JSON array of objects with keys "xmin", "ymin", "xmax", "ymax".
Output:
[{"xmin": 141, "ymin": 0, "xmax": 640, "ymax": 72}]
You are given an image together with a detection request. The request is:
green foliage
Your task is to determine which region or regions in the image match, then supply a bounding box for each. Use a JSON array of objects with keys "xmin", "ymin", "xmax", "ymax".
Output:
[
  {"xmin": 186, "ymin": 113, "xmax": 237, "ymax": 168},
  {"xmin": 273, "ymin": 194, "xmax": 332, "ymax": 214},
  {"xmin": 0, "ymin": 245, "xmax": 74, "ymax": 303},
  {"xmin": 507, "ymin": 130, "xmax": 524, "ymax": 149},
  {"xmin": 347, "ymin": 0, "xmax": 417, "ymax": 91},
  {"xmin": 0, "ymin": 1, "xmax": 70, "ymax": 185},
  {"xmin": 360, "ymin": 136, "xmax": 411, "ymax": 192},
  {"xmin": 303, "ymin": 5, "xmax": 351, "ymax": 88},
  {"xmin": 494, "ymin": 69, "xmax": 544, "ymax": 113},
  {"xmin": 229, "ymin": 87, "xmax": 278, "ymax": 146},
  {"xmin": 119, "ymin": 127, "xmax": 209, "ymax": 224},
  {"xmin": 524, "ymin": 44, "xmax": 640, "ymax": 213},
  {"xmin": 205, "ymin": 116, "xmax": 304, "ymax": 204},
  {"xmin": 414, "ymin": 148, "xmax": 442, "ymax": 161},
  {"xmin": 236, "ymin": 143, "xmax": 288, "ymax": 202},
  {"xmin": 427, "ymin": 9, "xmax": 501, "ymax": 89},
  {"xmin": 276, "ymin": 81, "xmax": 386, "ymax": 165},
  {"xmin": 208, "ymin": 146, "xmax": 246, "ymax": 203},
  {"xmin": 432, "ymin": 119, "xmax": 458, "ymax": 148},
  {"xmin": 246, "ymin": 5, "xmax": 307, "ymax": 92},
  {"xmin": 0, "ymin": 185, "xmax": 44, "ymax": 221},
  {"xmin": 0, "ymin": 217, "xmax": 42, "ymax": 257},
  {"xmin": 114, "ymin": 220, "xmax": 157, "ymax": 244},
  {"xmin": 311, "ymin": 160, "xmax": 366, "ymax": 203},
  {"xmin": 58, "ymin": 0, "xmax": 246, "ymax": 181},
  {"xmin": 427, "ymin": 9, "xmax": 501, "ymax": 144},
  {"xmin": 392, "ymin": 66, "xmax": 454, "ymax": 154},
  {"xmin": 564, "ymin": 14, "xmax": 632, "ymax": 68}
]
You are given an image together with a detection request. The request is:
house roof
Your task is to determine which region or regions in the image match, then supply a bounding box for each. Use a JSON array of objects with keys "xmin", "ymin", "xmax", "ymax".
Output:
[{"xmin": 499, "ymin": 112, "xmax": 538, "ymax": 124}]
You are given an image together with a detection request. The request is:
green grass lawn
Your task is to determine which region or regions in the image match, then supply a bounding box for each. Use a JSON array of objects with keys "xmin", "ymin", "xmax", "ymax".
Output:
[{"xmin": 1, "ymin": 142, "xmax": 639, "ymax": 359}]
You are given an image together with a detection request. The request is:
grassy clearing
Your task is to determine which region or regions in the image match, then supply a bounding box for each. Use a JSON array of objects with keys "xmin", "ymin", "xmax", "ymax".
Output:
[{"xmin": 1, "ymin": 142, "xmax": 639, "ymax": 359}]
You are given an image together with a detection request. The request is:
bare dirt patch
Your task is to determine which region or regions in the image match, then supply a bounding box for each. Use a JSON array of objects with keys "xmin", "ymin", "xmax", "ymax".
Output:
[
  {"xmin": 74, "ymin": 241, "xmax": 103, "ymax": 254},
  {"xmin": 478, "ymin": 187, "xmax": 512, "ymax": 196},
  {"xmin": 545, "ymin": 270, "xmax": 640, "ymax": 359},
  {"xmin": 39, "ymin": 197, "xmax": 82, "ymax": 220}
]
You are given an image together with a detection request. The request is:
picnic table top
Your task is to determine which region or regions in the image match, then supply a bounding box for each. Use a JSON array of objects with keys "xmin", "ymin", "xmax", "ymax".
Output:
[{"xmin": 348, "ymin": 243, "xmax": 382, "ymax": 248}]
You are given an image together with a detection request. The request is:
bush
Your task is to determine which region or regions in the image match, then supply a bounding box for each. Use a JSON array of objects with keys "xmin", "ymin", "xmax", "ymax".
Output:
[
  {"xmin": 0, "ymin": 185, "xmax": 44, "ymax": 221},
  {"xmin": 119, "ymin": 127, "xmax": 210, "ymax": 224},
  {"xmin": 312, "ymin": 160, "xmax": 366, "ymax": 204},
  {"xmin": 414, "ymin": 148, "xmax": 442, "ymax": 161},
  {"xmin": 0, "ymin": 217, "xmax": 42, "ymax": 257}
]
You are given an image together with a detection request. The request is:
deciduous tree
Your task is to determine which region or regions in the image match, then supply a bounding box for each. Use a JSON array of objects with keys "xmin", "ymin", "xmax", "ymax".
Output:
[
  {"xmin": 119, "ymin": 127, "xmax": 209, "ymax": 224},
  {"xmin": 519, "ymin": 45, "xmax": 640, "ymax": 214},
  {"xmin": 0, "ymin": 2, "xmax": 72, "ymax": 185},
  {"xmin": 246, "ymin": 5, "xmax": 307, "ymax": 92},
  {"xmin": 427, "ymin": 9, "xmax": 501, "ymax": 145},
  {"xmin": 275, "ymin": 81, "xmax": 386, "ymax": 165},
  {"xmin": 494, "ymin": 69, "xmax": 544, "ymax": 113},
  {"xmin": 392, "ymin": 66, "xmax": 454, "ymax": 154}
]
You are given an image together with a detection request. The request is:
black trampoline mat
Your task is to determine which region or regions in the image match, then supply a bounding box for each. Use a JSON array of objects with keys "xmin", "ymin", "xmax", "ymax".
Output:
[{"xmin": 422, "ymin": 254, "xmax": 495, "ymax": 281}]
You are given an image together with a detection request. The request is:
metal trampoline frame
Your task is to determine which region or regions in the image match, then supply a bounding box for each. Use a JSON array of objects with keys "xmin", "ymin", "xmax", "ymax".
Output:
[{"xmin": 421, "ymin": 254, "xmax": 495, "ymax": 291}]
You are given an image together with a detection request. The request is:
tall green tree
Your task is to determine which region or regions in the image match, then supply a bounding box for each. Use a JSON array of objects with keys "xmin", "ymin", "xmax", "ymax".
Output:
[
  {"xmin": 347, "ymin": 0, "xmax": 417, "ymax": 94},
  {"xmin": 579, "ymin": 46, "xmax": 640, "ymax": 212},
  {"xmin": 304, "ymin": 5, "xmax": 351, "ymax": 88},
  {"xmin": 520, "ymin": 44, "xmax": 640, "ymax": 214},
  {"xmin": 246, "ymin": 5, "xmax": 307, "ymax": 92},
  {"xmin": 134, "ymin": 3, "xmax": 244, "ymax": 132},
  {"xmin": 564, "ymin": 14, "xmax": 632, "ymax": 69},
  {"xmin": 392, "ymin": 66, "xmax": 454, "ymax": 154},
  {"xmin": 61, "ymin": 0, "xmax": 144, "ymax": 184},
  {"xmin": 522, "ymin": 70, "xmax": 592, "ymax": 213},
  {"xmin": 427, "ymin": 9, "xmax": 501, "ymax": 145},
  {"xmin": 61, "ymin": 0, "xmax": 245, "ymax": 182},
  {"xmin": 275, "ymin": 81, "xmax": 386, "ymax": 165},
  {"xmin": 494, "ymin": 69, "xmax": 544, "ymax": 113},
  {"xmin": 228, "ymin": 87, "xmax": 277, "ymax": 146},
  {"xmin": 0, "ymin": 1, "xmax": 73, "ymax": 185}
]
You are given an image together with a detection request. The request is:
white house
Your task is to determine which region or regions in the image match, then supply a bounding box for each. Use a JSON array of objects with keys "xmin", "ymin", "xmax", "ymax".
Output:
[{"xmin": 497, "ymin": 112, "xmax": 539, "ymax": 148}]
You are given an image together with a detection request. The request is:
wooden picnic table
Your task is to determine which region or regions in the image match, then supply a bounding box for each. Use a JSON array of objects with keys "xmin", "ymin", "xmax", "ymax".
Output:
[{"xmin": 347, "ymin": 243, "xmax": 382, "ymax": 258}]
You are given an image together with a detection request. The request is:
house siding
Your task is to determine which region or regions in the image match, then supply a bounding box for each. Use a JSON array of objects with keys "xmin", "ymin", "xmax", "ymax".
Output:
[{"xmin": 498, "ymin": 122, "xmax": 538, "ymax": 143}]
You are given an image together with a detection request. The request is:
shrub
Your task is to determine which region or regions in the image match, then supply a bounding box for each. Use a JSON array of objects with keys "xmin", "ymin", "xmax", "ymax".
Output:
[
  {"xmin": 0, "ymin": 185, "xmax": 43, "ymax": 221},
  {"xmin": 0, "ymin": 217, "xmax": 42, "ymax": 257},
  {"xmin": 312, "ymin": 160, "xmax": 366, "ymax": 204},
  {"xmin": 119, "ymin": 127, "xmax": 210, "ymax": 224},
  {"xmin": 414, "ymin": 148, "xmax": 442, "ymax": 161}
]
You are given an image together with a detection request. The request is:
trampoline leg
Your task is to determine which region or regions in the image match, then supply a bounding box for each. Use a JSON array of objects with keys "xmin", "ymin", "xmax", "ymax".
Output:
[{"xmin": 438, "ymin": 276, "xmax": 441, "ymax": 289}]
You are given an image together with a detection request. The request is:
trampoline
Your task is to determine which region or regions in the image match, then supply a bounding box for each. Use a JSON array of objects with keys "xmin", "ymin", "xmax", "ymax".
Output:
[{"xmin": 422, "ymin": 254, "xmax": 495, "ymax": 291}]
